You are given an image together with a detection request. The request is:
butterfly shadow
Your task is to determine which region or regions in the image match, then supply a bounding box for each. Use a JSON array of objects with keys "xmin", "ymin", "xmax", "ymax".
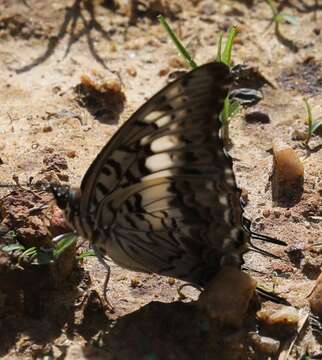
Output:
[
  {"xmin": 15, "ymin": 0, "xmax": 119, "ymax": 77},
  {"xmin": 271, "ymin": 175, "xmax": 304, "ymax": 208},
  {"xmin": 76, "ymin": 300, "xmax": 260, "ymax": 359},
  {"xmin": 0, "ymin": 266, "xmax": 89, "ymax": 358},
  {"xmin": 79, "ymin": 301, "xmax": 212, "ymax": 359}
]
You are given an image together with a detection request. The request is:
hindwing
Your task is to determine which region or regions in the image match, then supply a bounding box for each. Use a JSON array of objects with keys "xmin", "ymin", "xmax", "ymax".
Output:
[{"xmin": 79, "ymin": 62, "xmax": 243, "ymax": 284}]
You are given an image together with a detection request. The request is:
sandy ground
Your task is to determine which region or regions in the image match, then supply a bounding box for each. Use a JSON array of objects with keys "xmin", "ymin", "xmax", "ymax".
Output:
[{"xmin": 0, "ymin": 0, "xmax": 321, "ymax": 359}]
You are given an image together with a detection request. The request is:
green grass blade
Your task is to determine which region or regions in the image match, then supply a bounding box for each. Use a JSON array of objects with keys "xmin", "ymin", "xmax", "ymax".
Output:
[
  {"xmin": 76, "ymin": 250, "xmax": 96, "ymax": 260},
  {"xmin": 158, "ymin": 15, "xmax": 198, "ymax": 69},
  {"xmin": 303, "ymin": 98, "xmax": 313, "ymax": 135},
  {"xmin": 219, "ymin": 97, "xmax": 240, "ymax": 124},
  {"xmin": 265, "ymin": 0, "xmax": 278, "ymax": 16},
  {"xmin": 53, "ymin": 233, "xmax": 77, "ymax": 259},
  {"xmin": 274, "ymin": 13, "xmax": 286, "ymax": 23},
  {"xmin": 228, "ymin": 100, "xmax": 240, "ymax": 118},
  {"xmin": 221, "ymin": 26, "xmax": 238, "ymax": 67},
  {"xmin": 311, "ymin": 119, "xmax": 322, "ymax": 134},
  {"xmin": 219, "ymin": 97, "xmax": 230, "ymax": 124},
  {"xmin": 21, "ymin": 247, "xmax": 37, "ymax": 258},
  {"xmin": 216, "ymin": 32, "xmax": 223, "ymax": 63}
]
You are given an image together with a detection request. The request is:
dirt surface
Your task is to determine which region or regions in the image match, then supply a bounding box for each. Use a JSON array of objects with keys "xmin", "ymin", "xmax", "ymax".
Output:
[{"xmin": 0, "ymin": 0, "xmax": 321, "ymax": 359}]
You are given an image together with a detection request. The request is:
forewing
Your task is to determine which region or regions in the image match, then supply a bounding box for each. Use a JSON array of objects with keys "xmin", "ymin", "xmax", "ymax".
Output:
[
  {"xmin": 78, "ymin": 62, "xmax": 245, "ymax": 284},
  {"xmin": 80, "ymin": 62, "xmax": 232, "ymax": 229}
]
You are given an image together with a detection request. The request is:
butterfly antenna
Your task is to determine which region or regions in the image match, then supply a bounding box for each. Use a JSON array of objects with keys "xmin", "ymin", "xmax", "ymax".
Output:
[
  {"xmin": 0, "ymin": 183, "xmax": 21, "ymax": 188},
  {"xmin": 241, "ymin": 265, "xmax": 269, "ymax": 276},
  {"xmin": 242, "ymin": 215, "xmax": 287, "ymax": 246},
  {"xmin": 0, "ymin": 180, "xmax": 56, "ymax": 213},
  {"xmin": 247, "ymin": 244, "xmax": 282, "ymax": 260},
  {"xmin": 256, "ymin": 286, "xmax": 290, "ymax": 305}
]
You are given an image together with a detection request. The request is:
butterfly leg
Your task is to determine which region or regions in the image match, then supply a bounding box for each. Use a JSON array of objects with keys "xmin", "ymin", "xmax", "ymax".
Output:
[{"xmin": 92, "ymin": 244, "xmax": 114, "ymax": 313}]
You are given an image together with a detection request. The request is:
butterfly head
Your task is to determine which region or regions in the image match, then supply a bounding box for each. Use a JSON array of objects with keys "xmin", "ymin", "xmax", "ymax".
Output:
[
  {"xmin": 50, "ymin": 184, "xmax": 73, "ymax": 209},
  {"xmin": 50, "ymin": 184, "xmax": 82, "ymax": 231}
]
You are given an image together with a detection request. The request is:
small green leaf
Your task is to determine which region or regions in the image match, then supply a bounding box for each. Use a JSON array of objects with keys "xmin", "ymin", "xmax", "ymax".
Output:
[
  {"xmin": 53, "ymin": 233, "xmax": 77, "ymax": 259},
  {"xmin": 219, "ymin": 97, "xmax": 240, "ymax": 124},
  {"xmin": 311, "ymin": 119, "xmax": 322, "ymax": 134},
  {"xmin": 21, "ymin": 247, "xmax": 37, "ymax": 258},
  {"xmin": 1, "ymin": 243, "xmax": 25, "ymax": 252},
  {"xmin": 158, "ymin": 15, "xmax": 197, "ymax": 70},
  {"xmin": 279, "ymin": 13, "xmax": 298, "ymax": 25},
  {"xmin": 274, "ymin": 13, "xmax": 286, "ymax": 23},
  {"xmin": 228, "ymin": 100, "xmax": 240, "ymax": 118},
  {"xmin": 219, "ymin": 97, "xmax": 230, "ymax": 124},
  {"xmin": 76, "ymin": 250, "xmax": 96, "ymax": 260}
]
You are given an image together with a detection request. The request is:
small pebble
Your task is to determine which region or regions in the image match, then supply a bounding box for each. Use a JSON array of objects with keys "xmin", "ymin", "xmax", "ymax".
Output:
[
  {"xmin": 127, "ymin": 67, "xmax": 137, "ymax": 77},
  {"xmin": 57, "ymin": 173, "xmax": 69, "ymax": 182},
  {"xmin": 168, "ymin": 277, "xmax": 175, "ymax": 286},
  {"xmin": 168, "ymin": 56, "xmax": 187, "ymax": 69},
  {"xmin": 257, "ymin": 302, "xmax": 299, "ymax": 328},
  {"xmin": 159, "ymin": 67, "xmax": 170, "ymax": 76},
  {"xmin": 273, "ymin": 210, "xmax": 281, "ymax": 218},
  {"xmin": 110, "ymin": 42, "xmax": 117, "ymax": 52},
  {"xmin": 198, "ymin": 266, "xmax": 256, "ymax": 328},
  {"xmin": 285, "ymin": 210, "xmax": 291, "ymax": 218},
  {"xmin": 285, "ymin": 242, "xmax": 306, "ymax": 258},
  {"xmin": 130, "ymin": 277, "xmax": 140, "ymax": 288},
  {"xmin": 64, "ymin": 344, "xmax": 86, "ymax": 360},
  {"xmin": 43, "ymin": 126, "xmax": 53, "ymax": 133},
  {"xmin": 198, "ymin": 1, "xmax": 216, "ymax": 16},
  {"xmin": 66, "ymin": 150, "xmax": 77, "ymax": 158},
  {"xmin": 291, "ymin": 129, "xmax": 307, "ymax": 141},
  {"xmin": 262, "ymin": 209, "xmax": 270, "ymax": 218},
  {"xmin": 249, "ymin": 333, "xmax": 280, "ymax": 354},
  {"xmin": 272, "ymin": 139, "xmax": 304, "ymax": 182}
]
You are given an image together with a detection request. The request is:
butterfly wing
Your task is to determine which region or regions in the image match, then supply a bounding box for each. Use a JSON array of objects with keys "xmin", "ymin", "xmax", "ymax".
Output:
[{"xmin": 79, "ymin": 62, "xmax": 243, "ymax": 285}]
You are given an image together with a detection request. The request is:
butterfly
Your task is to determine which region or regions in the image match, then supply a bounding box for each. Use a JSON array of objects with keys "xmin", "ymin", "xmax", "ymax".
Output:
[{"xmin": 51, "ymin": 61, "xmax": 285, "ymax": 288}]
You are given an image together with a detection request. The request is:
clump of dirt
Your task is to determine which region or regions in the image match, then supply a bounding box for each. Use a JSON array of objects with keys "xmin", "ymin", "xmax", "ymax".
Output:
[
  {"xmin": 41, "ymin": 153, "xmax": 70, "ymax": 182},
  {"xmin": 76, "ymin": 70, "xmax": 126, "ymax": 123},
  {"xmin": 127, "ymin": 0, "xmax": 182, "ymax": 24},
  {"xmin": 0, "ymin": 184, "xmax": 76, "ymax": 315}
]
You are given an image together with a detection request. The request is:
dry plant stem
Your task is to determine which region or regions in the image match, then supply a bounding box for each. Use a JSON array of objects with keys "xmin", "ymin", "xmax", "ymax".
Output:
[{"xmin": 278, "ymin": 311, "xmax": 310, "ymax": 360}]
